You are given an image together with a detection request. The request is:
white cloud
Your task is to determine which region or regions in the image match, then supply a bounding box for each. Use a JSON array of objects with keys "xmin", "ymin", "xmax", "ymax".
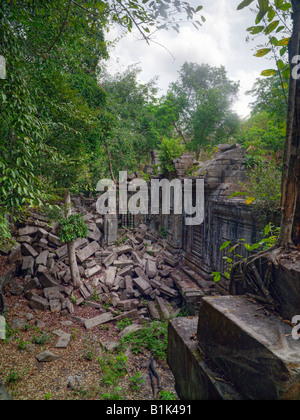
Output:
[{"xmin": 104, "ymin": 0, "xmax": 276, "ymax": 118}]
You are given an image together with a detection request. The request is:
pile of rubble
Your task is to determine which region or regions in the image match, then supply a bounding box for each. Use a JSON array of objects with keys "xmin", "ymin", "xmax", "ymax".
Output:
[{"xmin": 6, "ymin": 206, "xmax": 186, "ymax": 329}]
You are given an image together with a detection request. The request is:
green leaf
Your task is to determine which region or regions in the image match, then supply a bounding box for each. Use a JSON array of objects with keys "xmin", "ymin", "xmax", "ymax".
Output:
[
  {"xmin": 220, "ymin": 241, "xmax": 231, "ymax": 251},
  {"xmin": 261, "ymin": 69, "xmax": 277, "ymax": 76},
  {"xmin": 264, "ymin": 20, "xmax": 279, "ymax": 35},
  {"xmin": 254, "ymin": 48, "xmax": 272, "ymax": 57},
  {"xmin": 237, "ymin": 0, "xmax": 255, "ymax": 10}
]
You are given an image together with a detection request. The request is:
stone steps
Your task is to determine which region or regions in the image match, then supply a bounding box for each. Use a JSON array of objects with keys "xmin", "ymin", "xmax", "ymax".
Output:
[
  {"xmin": 168, "ymin": 295, "xmax": 300, "ymax": 400},
  {"xmin": 171, "ymin": 266, "xmax": 217, "ymax": 315}
]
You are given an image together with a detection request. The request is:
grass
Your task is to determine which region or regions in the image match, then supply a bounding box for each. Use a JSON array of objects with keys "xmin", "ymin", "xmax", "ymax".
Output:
[{"xmin": 119, "ymin": 321, "xmax": 168, "ymax": 360}]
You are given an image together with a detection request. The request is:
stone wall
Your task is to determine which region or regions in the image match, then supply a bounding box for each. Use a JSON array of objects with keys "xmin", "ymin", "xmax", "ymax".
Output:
[{"xmin": 148, "ymin": 145, "xmax": 267, "ymax": 292}]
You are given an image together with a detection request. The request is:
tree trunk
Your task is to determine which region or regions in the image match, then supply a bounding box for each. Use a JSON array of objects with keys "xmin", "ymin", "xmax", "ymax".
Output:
[
  {"xmin": 64, "ymin": 190, "xmax": 82, "ymax": 288},
  {"xmin": 279, "ymin": 0, "xmax": 300, "ymax": 247}
]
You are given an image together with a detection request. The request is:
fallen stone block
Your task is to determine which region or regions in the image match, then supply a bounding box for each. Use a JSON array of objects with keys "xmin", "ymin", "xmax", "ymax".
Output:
[
  {"xmin": 77, "ymin": 241, "xmax": 100, "ymax": 263},
  {"xmin": 48, "ymin": 233, "xmax": 62, "ymax": 246},
  {"xmin": 24, "ymin": 277, "xmax": 40, "ymax": 292},
  {"xmin": 79, "ymin": 285, "xmax": 92, "ymax": 300},
  {"xmin": 36, "ymin": 250, "xmax": 49, "ymax": 267},
  {"xmin": 20, "ymin": 255, "xmax": 33, "ymax": 276},
  {"xmin": 36, "ymin": 351, "xmax": 61, "ymax": 363},
  {"xmin": 197, "ymin": 296, "xmax": 300, "ymax": 400},
  {"xmin": 147, "ymin": 301, "xmax": 160, "ymax": 320},
  {"xmin": 38, "ymin": 272, "xmax": 59, "ymax": 288},
  {"xmin": 43, "ymin": 287, "xmax": 64, "ymax": 301},
  {"xmin": 103, "ymin": 252, "xmax": 117, "ymax": 268},
  {"xmin": 55, "ymin": 333, "xmax": 71, "ymax": 348},
  {"xmin": 145, "ymin": 259, "xmax": 157, "ymax": 279},
  {"xmin": 85, "ymin": 265, "xmax": 101, "ymax": 278},
  {"xmin": 105, "ymin": 266, "xmax": 117, "ymax": 288},
  {"xmin": 133, "ymin": 277, "xmax": 152, "ymax": 295},
  {"xmin": 163, "ymin": 255, "xmax": 178, "ymax": 267},
  {"xmin": 156, "ymin": 297, "xmax": 170, "ymax": 320},
  {"xmin": 18, "ymin": 226, "xmax": 38, "ymax": 237},
  {"xmin": 29, "ymin": 295, "xmax": 50, "ymax": 311},
  {"xmin": 114, "ymin": 260, "xmax": 134, "ymax": 268},
  {"xmin": 112, "ymin": 309, "xmax": 139, "ymax": 322},
  {"xmin": 21, "ymin": 243, "xmax": 38, "ymax": 259},
  {"xmin": 116, "ymin": 245, "xmax": 133, "ymax": 255},
  {"xmin": 116, "ymin": 299, "xmax": 139, "ymax": 311},
  {"xmin": 17, "ymin": 236, "xmax": 34, "ymax": 245},
  {"xmin": 50, "ymin": 299, "xmax": 62, "ymax": 312},
  {"xmin": 84, "ymin": 312, "xmax": 114, "ymax": 330}
]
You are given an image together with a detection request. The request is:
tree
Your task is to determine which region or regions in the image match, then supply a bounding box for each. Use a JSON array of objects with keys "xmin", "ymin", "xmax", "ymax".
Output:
[
  {"xmin": 229, "ymin": 0, "xmax": 300, "ymax": 310},
  {"xmin": 168, "ymin": 63, "xmax": 240, "ymax": 158},
  {"xmin": 100, "ymin": 65, "xmax": 160, "ymax": 177},
  {"xmin": 0, "ymin": 0, "xmax": 205, "ymax": 246}
]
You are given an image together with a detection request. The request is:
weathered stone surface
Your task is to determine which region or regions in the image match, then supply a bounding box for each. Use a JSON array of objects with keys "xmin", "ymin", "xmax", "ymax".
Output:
[
  {"xmin": 116, "ymin": 299, "xmax": 139, "ymax": 311},
  {"xmin": 43, "ymin": 287, "xmax": 64, "ymax": 301},
  {"xmin": 22, "ymin": 256, "xmax": 34, "ymax": 275},
  {"xmin": 145, "ymin": 259, "xmax": 157, "ymax": 279},
  {"xmin": 55, "ymin": 333, "xmax": 71, "ymax": 348},
  {"xmin": 197, "ymin": 296, "xmax": 300, "ymax": 400},
  {"xmin": 77, "ymin": 241, "xmax": 100, "ymax": 263},
  {"xmin": 155, "ymin": 297, "xmax": 170, "ymax": 320},
  {"xmin": 84, "ymin": 312, "xmax": 114, "ymax": 330},
  {"xmin": 24, "ymin": 277, "xmax": 40, "ymax": 292},
  {"xmin": 21, "ymin": 243, "xmax": 39, "ymax": 258},
  {"xmin": 105, "ymin": 266, "xmax": 117, "ymax": 288},
  {"xmin": 50, "ymin": 299, "xmax": 62, "ymax": 312},
  {"xmin": 133, "ymin": 277, "xmax": 152, "ymax": 295},
  {"xmin": 168, "ymin": 317, "xmax": 242, "ymax": 400},
  {"xmin": 48, "ymin": 233, "xmax": 62, "ymax": 246},
  {"xmin": 0, "ymin": 378, "xmax": 12, "ymax": 400},
  {"xmin": 38, "ymin": 272, "xmax": 59, "ymax": 288},
  {"xmin": 147, "ymin": 301, "xmax": 160, "ymax": 320},
  {"xmin": 29, "ymin": 295, "xmax": 50, "ymax": 311},
  {"xmin": 85, "ymin": 265, "xmax": 101, "ymax": 278},
  {"xmin": 10, "ymin": 281, "xmax": 24, "ymax": 296},
  {"xmin": 36, "ymin": 250, "xmax": 49, "ymax": 267},
  {"xmin": 114, "ymin": 260, "xmax": 134, "ymax": 268},
  {"xmin": 18, "ymin": 226, "xmax": 38, "ymax": 237},
  {"xmin": 36, "ymin": 351, "xmax": 61, "ymax": 362},
  {"xmin": 103, "ymin": 252, "xmax": 117, "ymax": 268}
]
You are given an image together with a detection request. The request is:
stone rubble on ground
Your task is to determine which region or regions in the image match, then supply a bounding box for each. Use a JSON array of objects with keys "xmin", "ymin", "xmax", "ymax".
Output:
[{"xmin": 6, "ymin": 196, "xmax": 217, "ymax": 337}]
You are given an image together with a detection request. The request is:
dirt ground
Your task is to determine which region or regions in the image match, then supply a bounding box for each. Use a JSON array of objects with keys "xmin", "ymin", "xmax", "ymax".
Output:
[{"xmin": 0, "ymin": 262, "xmax": 177, "ymax": 401}]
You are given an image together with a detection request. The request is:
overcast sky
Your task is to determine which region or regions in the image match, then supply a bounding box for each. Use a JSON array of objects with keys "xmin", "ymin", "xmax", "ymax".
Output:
[{"xmin": 103, "ymin": 0, "xmax": 276, "ymax": 118}]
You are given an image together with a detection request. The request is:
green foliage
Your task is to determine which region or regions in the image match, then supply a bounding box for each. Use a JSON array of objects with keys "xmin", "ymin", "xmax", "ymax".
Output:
[
  {"xmin": 232, "ymin": 155, "xmax": 282, "ymax": 216},
  {"xmin": 237, "ymin": 0, "xmax": 292, "ymax": 84},
  {"xmin": 158, "ymin": 138, "xmax": 185, "ymax": 174},
  {"xmin": 167, "ymin": 63, "xmax": 240, "ymax": 158},
  {"xmin": 129, "ymin": 372, "xmax": 145, "ymax": 392},
  {"xmin": 120, "ymin": 321, "xmax": 168, "ymax": 360},
  {"xmin": 58, "ymin": 213, "xmax": 88, "ymax": 244},
  {"xmin": 32, "ymin": 332, "xmax": 51, "ymax": 346},
  {"xmin": 159, "ymin": 390, "xmax": 177, "ymax": 400},
  {"xmin": 212, "ymin": 223, "xmax": 280, "ymax": 283},
  {"xmin": 117, "ymin": 318, "xmax": 132, "ymax": 331},
  {"xmin": 98, "ymin": 354, "xmax": 128, "ymax": 387}
]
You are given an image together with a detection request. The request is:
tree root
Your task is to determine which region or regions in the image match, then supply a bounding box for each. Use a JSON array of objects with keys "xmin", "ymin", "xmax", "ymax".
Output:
[{"xmin": 229, "ymin": 244, "xmax": 300, "ymax": 311}]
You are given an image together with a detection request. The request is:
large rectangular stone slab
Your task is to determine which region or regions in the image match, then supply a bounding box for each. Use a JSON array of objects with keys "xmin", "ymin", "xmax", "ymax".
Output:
[
  {"xmin": 197, "ymin": 296, "xmax": 300, "ymax": 400},
  {"xmin": 168, "ymin": 317, "xmax": 242, "ymax": 400},
  {"xmin": 84, "ymin": 312, "xmax": 114, "ymax": 330},
  {"xmin": 76, "ymin": 241, "xmax": 100, "ymax": 263}
]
